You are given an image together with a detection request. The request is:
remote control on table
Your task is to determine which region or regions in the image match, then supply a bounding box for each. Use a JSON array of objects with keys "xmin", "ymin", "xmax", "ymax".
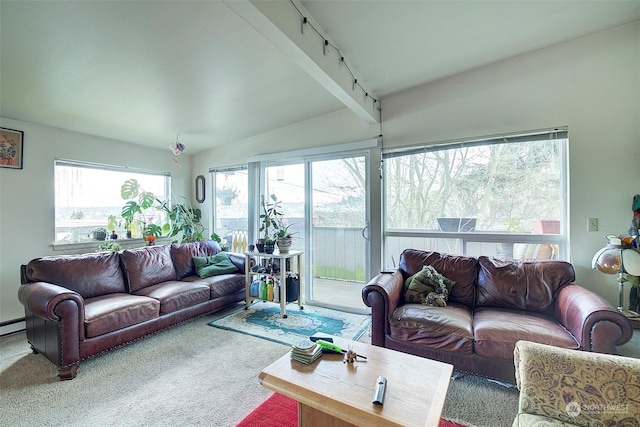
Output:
[{"xmin": 372, "ymin": 376, "xmax": 387, "ymax": 405}]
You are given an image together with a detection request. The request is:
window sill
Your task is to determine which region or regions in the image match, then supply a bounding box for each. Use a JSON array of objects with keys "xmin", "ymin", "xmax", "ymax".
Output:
[{"xmin": 52, "ymin": 237, "xmax": 174, "ymax": 253}]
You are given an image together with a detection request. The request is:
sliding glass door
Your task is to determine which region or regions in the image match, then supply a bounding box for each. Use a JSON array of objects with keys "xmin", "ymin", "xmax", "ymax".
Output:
[
  {"xmin": 309, "ymin": 156, "xmax": 368, "ymax": 312},
  {"xmin": 263, "ymin": 154, "xmax": 369, "ymax": 312}
]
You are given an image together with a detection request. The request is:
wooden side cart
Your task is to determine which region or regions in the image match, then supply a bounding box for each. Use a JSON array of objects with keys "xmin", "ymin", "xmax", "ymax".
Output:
[{"xmin": 244, "ymin": 250, "xmax": 303, "ymax": 318}]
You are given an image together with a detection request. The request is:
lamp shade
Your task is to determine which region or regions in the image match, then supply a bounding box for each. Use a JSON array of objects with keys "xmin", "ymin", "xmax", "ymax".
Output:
[
  {"xmin": 622, "ymin": 248, "xmax": 640, "ymax": 276},
  {"xmin": 592, "ymin": 245, "xmax": 640, "ymax": 276}
]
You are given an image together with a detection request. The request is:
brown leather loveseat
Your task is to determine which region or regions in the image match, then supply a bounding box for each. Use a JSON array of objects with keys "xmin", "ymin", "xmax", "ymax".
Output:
[
  {"xmin": 18, "ymin": 240, "xmax": 247, "ymax": 380},
  {"xmin": 362, "ymin": 249, "xmax": 633, "ymax": 383}
]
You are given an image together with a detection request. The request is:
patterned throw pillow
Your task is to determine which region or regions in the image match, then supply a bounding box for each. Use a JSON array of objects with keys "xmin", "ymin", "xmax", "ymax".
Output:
[
  {"xmin": 404, "ymin": 265, "xmax": 455, "ymax": 306},
  {"xmin": 193, "ymin": 253, "xmax": 239, "ymax": 278}
]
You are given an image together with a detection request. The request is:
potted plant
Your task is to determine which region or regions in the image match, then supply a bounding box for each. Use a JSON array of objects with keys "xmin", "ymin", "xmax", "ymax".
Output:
[
  {"xmin": 120, "ymin": 179, "xmax": 167, "ymax": 240},
  {"xmin": 263, "ymin": 237, "xmax": 276, "ymax": 254},
  {"xmin": 98, "ymin": 241, "xmax": 121, "ymax": 252},
  {"xmin": 166, "ymin": 200, "xmax": 205, "ymax": 243},
  {"xmin": 107, "ymin": 214, "xmax": 119, "ymax": 239},
  {"xmin": 275, "ymin": 224, "xmax": 296, "ymax": 253},
  {"xmin": 259, "ymin": 194, "xmax": 284, "ymax": 237},
  {"xmin": 91, "ymin": 227, "xmax": 108, "ymax": 241},
  {"xmin": 120, "ymin": 179, "xmax": 207, "ymax": 245},
  {"xmin": 143, "ymin": 223, "xmax": 162, "ymax": 246},
  {"xmin": 259, "ymin": 194, "xmax": 285, "ymax": 251},
  {"xmin": 211, "ymin": 232, "xmax": 230, "ymax": 251},
  {"xmin": 123, "ymin": 217, "xmax": 133, "ymax": 238},
  {"xmin": 217, "ymin": 186, "xmax": 239, "ymax": 206}
]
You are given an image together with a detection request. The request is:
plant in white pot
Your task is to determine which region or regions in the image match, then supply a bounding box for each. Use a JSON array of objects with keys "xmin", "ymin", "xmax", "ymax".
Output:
[{"xmin": 275, "ymin": 224, "xmax": 296, "ymax": 253}]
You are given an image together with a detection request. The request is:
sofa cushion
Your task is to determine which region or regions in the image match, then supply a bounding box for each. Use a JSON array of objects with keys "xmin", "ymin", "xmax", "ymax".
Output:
[
  {"xmin": 473, "ymin": 307, "xmax": 578, "ymax": 360},
  {"xmin": 193, "ymin": 252, "xmax": 238, "ymax": 278},
  {"xmin": 399, "ymin": 250, "xmax": 478, "ymax": 307},
  {"xmin": 133, "ymin": 281, "xmax": 210, "ymax": 315},
  {"xmin": 121, "ymin": 245, "xmax": 177, "ymax": 293},
  {"xmin": 179, "ymin": 274, "xmax": 245, "ymax": 299},
  {"xmin": 208, "ymin": 274, "xmax": 246, "ymax": 299},
  {"xmin": 389, "ymin": 302, "xmax": 474, "ymax": 354},
  {"xmin": 514, "ymin": 340, "xmax": 640, "ymax": 426},
  {"xmin": 476, "ymin": 256, "xmax": 575, "ymax": 313},
  {"xmin": 170, "ymin": 241, "xmax": 203, "ymax": 280},
  {"xmin": 25, "ymin": 252, "xmax": 126, "ymax": 299},
  {"xmin": 170, "ymin": 240, "xmax": 222, "ymax": 280},
  {"xmin": 84, "ymin": 293, "xmax": 160, "ymax": 338}
]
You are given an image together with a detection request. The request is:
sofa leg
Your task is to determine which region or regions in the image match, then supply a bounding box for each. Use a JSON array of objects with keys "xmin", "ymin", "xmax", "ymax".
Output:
[
  {"xmin": 451, "ymin": 371, "xmax": 466, "ymax": 381},
  {"xmin": 30, "ymin": 345, "xmax": 39, "ymax": 354},
  {"xmin": 58, "ymin": 364, "xmax": 78, "ymax": 381}
]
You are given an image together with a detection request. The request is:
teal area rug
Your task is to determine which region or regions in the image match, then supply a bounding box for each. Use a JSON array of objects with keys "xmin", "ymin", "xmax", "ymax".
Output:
[{"xmin": 208, "ymin": 303, "xmax": 371, "ymax": 346}]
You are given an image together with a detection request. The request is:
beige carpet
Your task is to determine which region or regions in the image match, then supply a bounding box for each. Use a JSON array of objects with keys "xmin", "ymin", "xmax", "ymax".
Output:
[{"xmin": 1, "ymin": 303, "xmax": 638, "ymax": 427}]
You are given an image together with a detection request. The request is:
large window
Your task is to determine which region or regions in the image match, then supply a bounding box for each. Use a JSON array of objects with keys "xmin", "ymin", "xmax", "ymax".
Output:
[
  {"xmin": 383, "ymin": 130, "xmax": 568, "ymax": 266},
  {"xmin": 212, "ymin": 167, "xmax": 249, "ymax": 251},
  {"xmin": 54, "ymin": 160, "xmax": 169, "ymax": 243}
]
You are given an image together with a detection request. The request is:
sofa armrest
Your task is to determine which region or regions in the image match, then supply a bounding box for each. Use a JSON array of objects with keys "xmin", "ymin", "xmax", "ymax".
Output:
[
  {"xmin": 554, "ymin": 284, "xmax": 633, "ymax": 353},
  {"xmin": 514, "ymin": 340, "xmax": 640, "ymax": 426},
  {"xmin": 227, "ymin": 252, "xmax": 253, "ymax": 272},
  {"xmin": 18, "ymin": 281, "xmax": 85, "ymax": 323},
  {"xmin": 361, "ymin": 271, "xmax": 404, "ymax": 347},
  {"xmin": 18, "ymin": 281, "xmax": 85, "ymax": 376}
]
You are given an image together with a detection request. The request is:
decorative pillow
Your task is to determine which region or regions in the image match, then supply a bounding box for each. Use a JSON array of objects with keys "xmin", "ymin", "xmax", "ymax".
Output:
[
  {"xmin": 404, "ymin": 265, "xmax": 455, "ymax": 306},
  {"xmin": 193, "ymin": 253, "xmax": 238, "ymax": 278}
]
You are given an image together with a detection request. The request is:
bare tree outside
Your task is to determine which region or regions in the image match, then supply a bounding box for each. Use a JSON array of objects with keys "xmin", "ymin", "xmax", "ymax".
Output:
[
  {"xmin": 385, "ymin": 139, "xmax": 562, "ymax": 233},
  {"xmin": 311, "ymin": 157, "xmax": 366, "ymax": 227}
]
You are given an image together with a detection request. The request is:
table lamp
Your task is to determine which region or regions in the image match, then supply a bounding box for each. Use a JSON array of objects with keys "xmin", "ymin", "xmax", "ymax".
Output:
[{"xmin": 592, "ymin": 235, "xmax": 640, "ymax": 317}]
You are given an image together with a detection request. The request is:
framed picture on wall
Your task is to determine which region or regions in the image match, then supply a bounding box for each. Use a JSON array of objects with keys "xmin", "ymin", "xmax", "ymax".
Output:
[{"xmin": 0, "ymin": 127, "xmax": 24, "ymax": 170}]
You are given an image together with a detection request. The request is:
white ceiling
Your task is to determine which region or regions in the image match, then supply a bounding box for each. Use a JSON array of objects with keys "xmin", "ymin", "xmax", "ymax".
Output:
[{"xmin": 1, "ymin": 0, "xmax": 639, "ymax": 154}]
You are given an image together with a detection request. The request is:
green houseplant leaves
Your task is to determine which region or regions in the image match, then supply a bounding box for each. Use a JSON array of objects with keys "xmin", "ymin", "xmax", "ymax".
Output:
[{"xmin": 120, "ymin": 179, "xmax": 205, "ymax": 243}]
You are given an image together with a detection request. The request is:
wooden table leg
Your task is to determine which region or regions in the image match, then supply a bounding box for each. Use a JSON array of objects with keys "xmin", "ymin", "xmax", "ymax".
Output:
[{"xmin": 298, "ymin": 402, "xmax": 357, "ymax": 427}]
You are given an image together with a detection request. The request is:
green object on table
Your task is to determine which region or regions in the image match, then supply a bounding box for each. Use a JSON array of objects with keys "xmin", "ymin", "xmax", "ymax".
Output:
[
  {"xmin": 316, "ymin": 339, "xmax": 342, "ymax": 353},
  {"xmin": 315, "ymin": 339, "xmax": 368, "ymax": 359}
]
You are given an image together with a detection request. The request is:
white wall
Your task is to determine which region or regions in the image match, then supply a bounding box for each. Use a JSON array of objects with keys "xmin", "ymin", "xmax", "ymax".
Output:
[
  {"xmin": 196, "ymin": 22, "xmax": 639, "ymax": 306},
  {"xmin": 381, "ymin": 22, "xmax": 640, "ymax": 304},
  {"xmin": 0, "ymin": 118, "xmax": 193, "ymax": 329},
  {"xmin": 2, "ymin": 22, "xmax": 638, "ymax": 328},
  {"xmin": 192, "ymin": 108, "xmax": 377, "ymax": 233}
]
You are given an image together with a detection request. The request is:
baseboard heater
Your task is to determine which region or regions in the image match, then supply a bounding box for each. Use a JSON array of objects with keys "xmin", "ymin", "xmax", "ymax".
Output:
[{"xmin": 1, "ymin": 317, "xmax": 26, "ymax": 336}]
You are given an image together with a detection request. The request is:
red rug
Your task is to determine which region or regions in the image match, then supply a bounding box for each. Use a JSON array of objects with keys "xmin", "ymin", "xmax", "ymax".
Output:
[{"xmin": 237, "ymin": 392, "xmax": 467, "ymax": 427}]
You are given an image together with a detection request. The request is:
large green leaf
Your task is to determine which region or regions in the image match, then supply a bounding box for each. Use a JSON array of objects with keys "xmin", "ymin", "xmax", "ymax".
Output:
[
  {"xmin": 121, "ymin": 179, "xmax": 139, "ymax": 200},
  {"xmin": 121, "ymin": 201, "xmax": 141, "ymax": 218},
  {"xmin": 139, "ymin": 192, "xmax": 155, "ymax": 209},
  {"xmin": 144, "ymin": 223, "xmax": 162, "ymax": 237}
]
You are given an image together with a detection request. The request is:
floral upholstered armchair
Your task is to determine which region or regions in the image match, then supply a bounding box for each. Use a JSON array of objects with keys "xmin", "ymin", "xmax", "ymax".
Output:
[{"xmin": 513, "ymin": 340, "xmax": 640, "ymax": 427}]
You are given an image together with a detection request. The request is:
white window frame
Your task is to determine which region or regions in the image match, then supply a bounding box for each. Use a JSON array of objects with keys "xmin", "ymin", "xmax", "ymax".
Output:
[
  {"xmin": 53, "ymin": 159, "xmax": 170, "ymax": 248},
  {"xmin": 210, "ymin": 165, "xmax": 249, "ymax": 250},
  {"xmin": 382, "ymin": 129, "xmax": 569, "ymax": 266}
]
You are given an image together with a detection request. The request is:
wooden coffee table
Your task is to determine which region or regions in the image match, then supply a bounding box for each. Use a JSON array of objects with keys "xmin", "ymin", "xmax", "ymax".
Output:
[{"xmin": 258, "ymin": 336, "xmax": 453, "ymax": 427}]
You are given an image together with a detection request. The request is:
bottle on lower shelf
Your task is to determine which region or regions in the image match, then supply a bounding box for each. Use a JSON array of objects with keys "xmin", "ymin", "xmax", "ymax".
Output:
[{"xmin": 267, "ymin": 279, "xmax": 274, "ymax": 301}]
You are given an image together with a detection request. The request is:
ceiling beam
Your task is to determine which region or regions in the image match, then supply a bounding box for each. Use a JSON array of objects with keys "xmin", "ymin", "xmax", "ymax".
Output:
[{"xmin": 224, "ymin": 0, "xmax": 380, "ymax": 125}]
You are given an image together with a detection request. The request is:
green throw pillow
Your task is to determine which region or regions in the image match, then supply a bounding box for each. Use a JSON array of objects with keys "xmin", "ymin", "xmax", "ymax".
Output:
[
  {"xmin": 193, "ymin": 253, "xmax": 238, "ymax": 279},
  {"xmin": 404, "ymin": 265, "xmax": 455, "ymax": 306}
]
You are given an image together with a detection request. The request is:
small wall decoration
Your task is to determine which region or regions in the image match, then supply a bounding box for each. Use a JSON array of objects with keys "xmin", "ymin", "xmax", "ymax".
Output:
[
  {"xmin": 195, "ymin": 175, "xmax": 206, "ymax": 203},
  {"xmin": 0, "ymin": 127, "xmax": 24, "ymax": 169}
]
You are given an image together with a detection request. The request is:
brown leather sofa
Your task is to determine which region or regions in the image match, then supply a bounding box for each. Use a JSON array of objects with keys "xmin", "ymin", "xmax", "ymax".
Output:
[
  {"xmin": 362, "ymin": 249, "xmax": 633, "ymax": 383},
  {"xmin": 18, "ymin": 240, "xmax": 247, "ymax": 380}
]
